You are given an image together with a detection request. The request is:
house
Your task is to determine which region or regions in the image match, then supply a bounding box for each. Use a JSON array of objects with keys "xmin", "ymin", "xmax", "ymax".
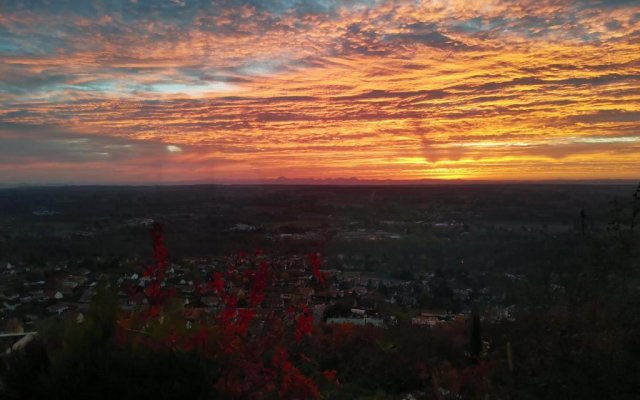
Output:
[
  {"xmin": 2, "ymin": 302, "xmax": 20, "ymax": 312},
  {"xmin": 326, "ymin": 316, "xmax": 384, "ymax": 327},
  {"xmin": 59, "ymin": 285, "xmax": 75, "ymax": 298},
  {"xmin": 411, "ymin": 311, "xmax": 452, "ymax": 327},
  {"xmin": 400, "ymin": 295, "xmax": 417, "ymax": 307},
  {"xmin": 1, "ymin": 290, "xmax": 20, "ymax": 302},
  {"xmin": 184, "ymin": 308, "xmax": 209, "ymax": 321},
  {"xmin": 356, "ymin": 297, "xmax": 377, "ymax": 311},
  {"xmin": 199, "ymin": 296, "xmax": 220, "ymax": 307},
  {"xmin": 263, "ymin": 296, "xmax": 284, "ymax": 309},
  {"xmin": 312, "ymin": 304, "xmax": 327, "ymax": 325},
  {"xmin": 47, "ymin": 303, "xmax": 71, "ymax": 315},
  {"xmin": 79, "ymin": 288, "xmax": 96, "ymax": 303}
]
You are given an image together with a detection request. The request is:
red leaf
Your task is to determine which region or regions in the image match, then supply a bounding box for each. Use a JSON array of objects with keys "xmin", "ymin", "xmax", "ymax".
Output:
[{"xmin": 322, "ymin": 370, "xmax": 338, "ymax": 382}]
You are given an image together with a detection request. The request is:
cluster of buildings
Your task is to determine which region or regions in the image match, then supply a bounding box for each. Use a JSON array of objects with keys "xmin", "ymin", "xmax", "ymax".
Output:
[
  {"xmin": 1, "ymin": 249, "xmax": 519, "ymax": 336},
  {"xmin": 1, "ymin": 262, "xmax": 95, "ymax": 333}
]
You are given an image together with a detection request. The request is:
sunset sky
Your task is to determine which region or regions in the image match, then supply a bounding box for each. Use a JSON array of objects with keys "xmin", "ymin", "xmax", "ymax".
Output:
[{"xmin": 1, "ymin": 0, "xmax": 639, "ymax": 183}]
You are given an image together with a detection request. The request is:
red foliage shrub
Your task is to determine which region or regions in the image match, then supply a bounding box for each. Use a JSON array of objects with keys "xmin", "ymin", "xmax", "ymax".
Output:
[
  {"xmin": 295, "ymin": 304, "xmax": 313, "ymax": 342},
  {"xmin": 322, "ymin": 369, "xmax": 338, "ymax": 382},
  {"xmin": 307, "ymin": 252, "xmax": 325, "ymax": 284},
  {"xmin": 117, "ymin": 223, "xmax": 321, "ymax": 399},
  {"xmin": 113, "ymin": 222, "xmax": 490, "ymax": 399}
]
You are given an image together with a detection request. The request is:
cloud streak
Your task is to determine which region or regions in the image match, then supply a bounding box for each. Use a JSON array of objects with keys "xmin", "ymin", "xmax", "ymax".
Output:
[{"xmin": 0, "ymin": 0, "xmax": 639, "ymax": 182}]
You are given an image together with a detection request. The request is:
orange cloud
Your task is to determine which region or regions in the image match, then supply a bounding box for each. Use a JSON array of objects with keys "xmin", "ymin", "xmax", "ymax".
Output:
[{"xmin": 0, "ymin": 0, "xmax": 639, "ymax": 182}]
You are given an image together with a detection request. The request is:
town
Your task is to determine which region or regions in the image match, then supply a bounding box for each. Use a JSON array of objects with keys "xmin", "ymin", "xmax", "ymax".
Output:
[
  {"xmin": 1, "ymin": 183, "xmax": 638, "ymax": 399},
  {"xmin": 1, "ymin": 183, "xmax": 628, "ymax": 337},
  {"xmin": 1, "ymin": 246, "xmax": 521, "ymax": 337}
]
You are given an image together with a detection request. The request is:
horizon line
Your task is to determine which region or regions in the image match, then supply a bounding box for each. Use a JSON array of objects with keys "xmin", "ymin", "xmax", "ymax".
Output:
[{"xmin": 1, "ymin": 177, "xmax": 638, "ymax": 189}]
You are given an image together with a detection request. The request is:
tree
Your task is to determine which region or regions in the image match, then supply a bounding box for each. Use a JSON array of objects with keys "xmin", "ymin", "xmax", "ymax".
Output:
[{"xmin": 469, "ymin": 312, "xmax": 482, "ymax": 364}]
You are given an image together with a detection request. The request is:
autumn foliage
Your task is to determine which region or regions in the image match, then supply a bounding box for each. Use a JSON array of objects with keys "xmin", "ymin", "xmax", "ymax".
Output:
[
  {"xmin": 116, "ymin": 222, "xmax": 324, "ymax": 399},
  {"xmin": 103, "ymin": 222, "xmax": 498, "ymax": 399}
]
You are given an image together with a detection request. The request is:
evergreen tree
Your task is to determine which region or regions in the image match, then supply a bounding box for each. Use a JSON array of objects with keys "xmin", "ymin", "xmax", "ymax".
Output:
[{"xmin": 469, "ymin": 312, "xmax": 482, "ymax": 364}]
